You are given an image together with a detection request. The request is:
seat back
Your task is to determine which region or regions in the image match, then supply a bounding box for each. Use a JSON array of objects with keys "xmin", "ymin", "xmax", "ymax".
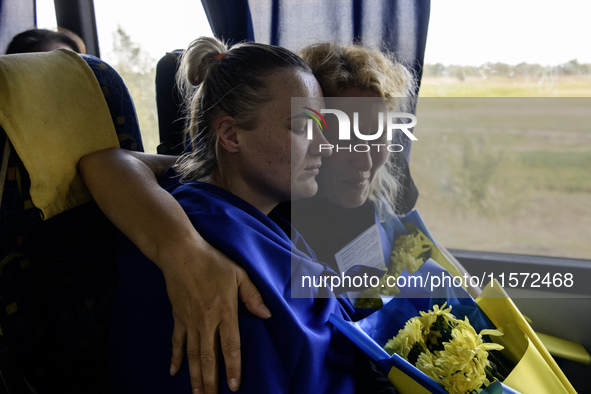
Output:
[
  {"xmin": 155, "ymin": 50, "xmax": 185, "ymax": 155},
  {"xmin": 0, "ymin": 53, "xmax": 142, "ymax": 394}
]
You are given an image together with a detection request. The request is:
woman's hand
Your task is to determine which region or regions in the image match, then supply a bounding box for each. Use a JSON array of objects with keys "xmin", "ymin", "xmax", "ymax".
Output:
[{"xmin": 163, "ymin": 235, "xmax": 272, "ymax": 394}]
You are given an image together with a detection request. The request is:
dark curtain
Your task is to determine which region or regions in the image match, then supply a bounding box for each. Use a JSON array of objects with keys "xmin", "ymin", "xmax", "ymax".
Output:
[{"xmin": 200, "ymin": 0, "xmax": 430, "ymax": 100}]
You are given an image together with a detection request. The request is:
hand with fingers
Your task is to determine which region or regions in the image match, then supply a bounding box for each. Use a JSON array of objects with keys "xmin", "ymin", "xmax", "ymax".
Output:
[{"xmin": 163, "ymin": 238, "xmax": 271, "ymax": 394}]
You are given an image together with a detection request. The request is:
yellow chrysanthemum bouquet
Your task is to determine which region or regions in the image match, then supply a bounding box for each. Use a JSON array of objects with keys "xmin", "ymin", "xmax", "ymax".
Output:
[
  {"xmin": 330, "ymin": 260, "xmax": 576, "ymax": 393},
  {"xmin": 384, "ymin": 303, "xmax": 506, "ymax": 394},
  {"xmin": 329, "ymin": 211, "xmax": 576, "ymax": 394}
]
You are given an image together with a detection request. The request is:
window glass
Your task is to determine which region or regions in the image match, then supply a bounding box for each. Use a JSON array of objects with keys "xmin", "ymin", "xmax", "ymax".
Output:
[
  {"xmin": 414, "ymin": 1, "xmax": 591, "ymax": 259},
  {"xmin": 420, "ymin": 1, "xmax": 591, "ymax": 98},
  {"xmin": 36, "ymin": 0, "xmax": 58, "ymax": 29}
]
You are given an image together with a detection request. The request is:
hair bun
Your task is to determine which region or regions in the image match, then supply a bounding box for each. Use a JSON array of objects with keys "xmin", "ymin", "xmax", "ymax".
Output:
[{"xmin": 180, "ymin": 37, "xmax": 229, "ymax": 87}]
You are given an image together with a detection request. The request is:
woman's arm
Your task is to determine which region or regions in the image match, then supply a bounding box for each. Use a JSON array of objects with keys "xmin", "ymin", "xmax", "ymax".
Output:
[{"xmin": 79, "ymin": 148, "xmax": 271, "ymax": 394}]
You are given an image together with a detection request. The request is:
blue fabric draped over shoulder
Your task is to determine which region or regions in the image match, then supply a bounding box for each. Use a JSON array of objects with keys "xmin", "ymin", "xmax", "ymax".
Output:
[{"xmin": 110, "ymin": 172, "xmax": 360, "ymax": 393}]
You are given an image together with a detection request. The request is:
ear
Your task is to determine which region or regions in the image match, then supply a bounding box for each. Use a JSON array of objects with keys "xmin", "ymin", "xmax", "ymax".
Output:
[{"xmin": 215, "ymin": 115, "xmax": 240, "ymax": 153}]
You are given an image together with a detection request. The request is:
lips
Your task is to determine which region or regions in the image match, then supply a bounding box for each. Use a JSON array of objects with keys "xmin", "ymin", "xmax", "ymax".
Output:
[
  {"xmin": 342, "ymin": 177, "xmax": 369, "ymax": 189},
  {"xmin": 304, "ymin": 163, "xmax": 322, "ymax": 175}
]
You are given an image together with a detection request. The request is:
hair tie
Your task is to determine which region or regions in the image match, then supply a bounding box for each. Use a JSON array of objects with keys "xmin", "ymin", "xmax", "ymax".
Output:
[{"xmin": 216, "ymin": 52, "xmax": 227, "ymax": 61}]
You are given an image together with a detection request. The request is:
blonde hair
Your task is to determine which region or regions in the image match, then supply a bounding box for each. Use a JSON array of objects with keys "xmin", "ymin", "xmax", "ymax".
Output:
[
  {"xmin": 175, "ymin": 36, "xmax": 311, "ymax": 181},
  {"xmin": 300, "ymin": 43, "xmax": 416, "ymax": 219}
]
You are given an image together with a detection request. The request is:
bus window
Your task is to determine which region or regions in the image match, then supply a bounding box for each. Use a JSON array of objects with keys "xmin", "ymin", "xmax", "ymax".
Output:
[
  {"xmin": 36, "ymin": 0, "xmax": 58, "ymax": 30},
  {"xmin": 94, "ymin": 0, "xmax": 212, "ymax": 153},
  {"xmin": 413, "ymin": 0, "xmax": 591, "ymax": 260}
]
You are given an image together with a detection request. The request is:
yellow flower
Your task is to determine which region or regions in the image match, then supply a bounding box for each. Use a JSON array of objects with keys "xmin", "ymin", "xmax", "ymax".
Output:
[
  {"xmin": 355, "ymin": 288, "xmax": 385, "ymax": 309},
  {"xmin": 418, "ymin": 302, "xmax": 455, "ymax": 346},
  {"xmin": 384, "ymin": 317, "xmax": 425, "ymax": 359},
  {"xmin": 390, "ymin": 249, "xmax": 424, "ymax": 276},
  {"xmin": 419, "ymin": 302, "xmax": 454, "ymax": 324},
  {"xmin": 422, "ymin": 302, "xmax": 454, "ymax": 319},
  {"xmin": 392, "ymin": 231, "xmax": 430, "ymax": 260},
  {"xmin": 389, "ymin": 230, "xmax": 430, "ymax": 276},
  {"xmin": 358, "ymin": 227, "xmax": 434, "ymax": 302},
  {"xmin": 416, "ymin": 350, "xmax": 444, "ymax": 381},
  {"xmin": 440, "ymin": 370, "xmax": 487, "ymax": 394},
  {"xmin": 375, "ymin": 271, "xmax": 400, "ymax": 296},
  {"xmin": 384, "ymin": 304, "xmax": 505, "ymax": 394},
  {"xmin": 433, "ymin": 317, "xmax": 504, "ymax": 394}
]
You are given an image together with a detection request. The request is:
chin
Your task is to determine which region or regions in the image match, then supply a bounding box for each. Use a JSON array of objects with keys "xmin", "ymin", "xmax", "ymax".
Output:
[
  {"xmin": 333, "ymin": 197, "xmax": 365, "ymax": 209},
  {"xmin": 347, "ymin": 201, "xmax": 365, "ymax": 209},
  {"xmin": 337, "ymin": 190, "xmax": 368, "ymax": 208},
  {"xmin": 292, "ymin": 184, "xmax": 318, "ymax": 200}
]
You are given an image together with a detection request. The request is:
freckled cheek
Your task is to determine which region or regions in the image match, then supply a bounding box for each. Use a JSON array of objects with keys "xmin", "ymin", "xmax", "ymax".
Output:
[
  {"xmin": 263, "ymin": 144, "xmax": 289, "ymax": 173},
  {"xmin": 260, "ymin": 134, "xmax": 292, "ymax": 166},
  {"xmin": 268, "ymin": 153, "xmax": 291, "ymax": 167}
]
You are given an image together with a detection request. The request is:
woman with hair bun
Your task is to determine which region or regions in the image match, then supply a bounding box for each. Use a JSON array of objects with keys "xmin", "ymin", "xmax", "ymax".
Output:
[{"xmin": 105, "ymin": 36, "xmax": 369, "ymax": 394}]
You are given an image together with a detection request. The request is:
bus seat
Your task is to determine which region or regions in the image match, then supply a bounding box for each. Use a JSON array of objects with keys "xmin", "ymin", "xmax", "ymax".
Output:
[
  {"xmin": 0, "ymin": 51, "xmax": 143, "ymax": 394},
  {"xmin": 155, "ymin": 50, "xmax": 185, "ymax": 155}
]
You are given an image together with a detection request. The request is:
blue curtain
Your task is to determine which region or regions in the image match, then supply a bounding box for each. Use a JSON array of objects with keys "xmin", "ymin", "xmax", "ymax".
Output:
[
  {"xmin": 0, "ymin": 0, "xmax": 36, "ymax": 55},
  {"xmin": 200, "ymin": 0, "xmax": 430, "ymax": 98}
]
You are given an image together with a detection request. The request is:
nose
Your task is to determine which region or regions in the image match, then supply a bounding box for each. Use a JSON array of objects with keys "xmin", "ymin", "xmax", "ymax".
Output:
[
  {"xmin": 351, "ymin": 149, "xmax": 372, "ymax": 172},
  {"xmin": 310, "ymin": 127, "xmax": 332, "ymax": 157}
]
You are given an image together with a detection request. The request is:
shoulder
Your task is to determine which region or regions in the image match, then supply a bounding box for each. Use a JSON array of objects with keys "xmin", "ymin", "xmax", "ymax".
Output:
[
  {"xmin": 160, "ymin": 169, "xmax": 268, "ymax": 222},
  {"xmin": 160, "ymin": 172, "xmax": 290, "ymax": 251}
]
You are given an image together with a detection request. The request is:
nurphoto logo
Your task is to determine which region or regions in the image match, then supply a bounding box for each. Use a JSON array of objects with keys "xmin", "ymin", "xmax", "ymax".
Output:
[{"xmin": 301, "ymin": 106, "xmax": 417, "ymax": 153}]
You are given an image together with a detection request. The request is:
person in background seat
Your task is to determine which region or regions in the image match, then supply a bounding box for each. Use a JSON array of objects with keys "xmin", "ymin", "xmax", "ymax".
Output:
[{"xmin": 4, "ymin": 27, "xmax": 84, "ymax": 54}]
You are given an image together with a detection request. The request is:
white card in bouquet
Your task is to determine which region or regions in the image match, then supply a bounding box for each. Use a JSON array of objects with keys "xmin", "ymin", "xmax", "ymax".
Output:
[{"xmin": 334, "ymin": 223, "xmax": 387, "ymax": 275}]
